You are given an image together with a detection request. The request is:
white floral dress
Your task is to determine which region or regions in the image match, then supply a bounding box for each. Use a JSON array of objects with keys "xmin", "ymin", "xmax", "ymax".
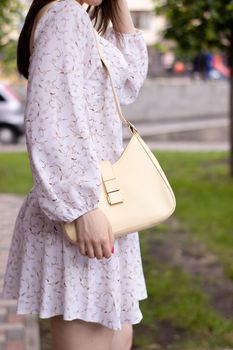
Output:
[{"xmin": 2, "ymin": 0, "xmax": 148, "ymax": 330}]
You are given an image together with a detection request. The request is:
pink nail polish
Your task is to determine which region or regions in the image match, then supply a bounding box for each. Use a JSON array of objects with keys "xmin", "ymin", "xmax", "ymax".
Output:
[{"xmin": 111, "ymin": 246, "xmax": 114, "ymax": 254}]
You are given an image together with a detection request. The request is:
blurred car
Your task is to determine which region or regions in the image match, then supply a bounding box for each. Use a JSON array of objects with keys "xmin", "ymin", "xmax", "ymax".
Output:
[{"xmin": 0, "ymin": 83, "xmax": 25, "ymax": 144}]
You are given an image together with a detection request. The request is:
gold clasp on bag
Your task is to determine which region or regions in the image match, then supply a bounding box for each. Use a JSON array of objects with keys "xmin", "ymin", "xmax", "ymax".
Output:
[{"xmin": 101, "ymin": 161, "xmax": 123, "ymax": 205}]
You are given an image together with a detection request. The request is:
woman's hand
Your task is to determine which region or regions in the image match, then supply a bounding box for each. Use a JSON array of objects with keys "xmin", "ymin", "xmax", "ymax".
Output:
[{"xmin": 74, "ymin": 208, "xmax": 114, "ymax": 259}]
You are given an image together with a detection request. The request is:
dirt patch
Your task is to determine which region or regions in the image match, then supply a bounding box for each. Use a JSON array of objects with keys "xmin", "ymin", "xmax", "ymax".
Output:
[
  {"xmin": 155, "ymin": 320, "xmax": 187, "ymax": 347},
  {"xmin": 132, "ymin": 321, "xmax": 187, "ymax": 350},
  {"xmin": 148, "ymin": 219, "xmax": 233, "ymax": 319}
]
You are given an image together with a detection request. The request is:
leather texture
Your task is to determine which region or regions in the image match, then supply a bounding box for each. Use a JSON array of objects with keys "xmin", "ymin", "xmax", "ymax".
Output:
[
  {"xmin": 31, "ymin": 0, "xmax": 176, "ymax": 243},
  {"xmin": 62, "ymin": 131, "xmax": 176, "ymax": 241}
]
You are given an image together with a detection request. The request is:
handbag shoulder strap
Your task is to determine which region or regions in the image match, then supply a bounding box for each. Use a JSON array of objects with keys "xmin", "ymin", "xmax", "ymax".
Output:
[
  {"xmin": 92, "ymin": 30, "xmax": 137, "ymax": 134},
  {"xmin": 30, "ymin": 0, "xmax": 138, "ymax": 135}
]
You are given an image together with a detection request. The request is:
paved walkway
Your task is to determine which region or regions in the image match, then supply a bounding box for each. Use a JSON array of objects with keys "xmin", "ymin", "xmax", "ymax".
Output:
[
  {"xmin": 0, "ymin": 142, "xmax": 229, "ymax": 153},
  {"xmin": 0, "ymin": 194, "xmax": 40, "ymax": 350}
]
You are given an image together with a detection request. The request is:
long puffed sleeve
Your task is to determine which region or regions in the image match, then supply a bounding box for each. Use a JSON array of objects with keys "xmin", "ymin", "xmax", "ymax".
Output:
[
  {"xmin": 25, "ymin": 4, "xmax": 102, "ymax": 223},
  {"xmin": 102, "ymin": 27, "xmax": 148, "ymax": 105}
]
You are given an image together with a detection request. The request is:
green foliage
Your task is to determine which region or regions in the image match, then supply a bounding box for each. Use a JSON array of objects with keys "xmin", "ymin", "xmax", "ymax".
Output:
[
  {"xmin": 0, "ymin": 0, "xmax": 25, "ymax": 72},
  {"xmin": 155, "ymin": 0, "xmax": 233, "ymax": 56}
]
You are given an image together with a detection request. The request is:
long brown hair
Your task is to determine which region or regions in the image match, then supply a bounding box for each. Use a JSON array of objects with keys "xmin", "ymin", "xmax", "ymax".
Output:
[{"xmin": 17, "ymin": 0, "xmax": 120, "ymax": 80}]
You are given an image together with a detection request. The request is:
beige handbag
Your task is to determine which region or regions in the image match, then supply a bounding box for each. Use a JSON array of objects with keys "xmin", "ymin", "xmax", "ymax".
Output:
[{"xmin": 30, "ymin": 0, "xmax": 176, "ymax": 242}]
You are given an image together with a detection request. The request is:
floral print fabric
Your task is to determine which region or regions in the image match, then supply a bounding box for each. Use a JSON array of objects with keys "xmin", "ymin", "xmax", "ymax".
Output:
[{"xmin": 2, "ymin": 0, "xmax": 148, "ymax": 330}]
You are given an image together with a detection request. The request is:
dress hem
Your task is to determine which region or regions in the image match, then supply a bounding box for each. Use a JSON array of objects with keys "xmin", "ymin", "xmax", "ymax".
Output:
[
  {"xmin": 17, "ymin": 310, "xmax": 144, "ymax": 330},
  {"xmin": 1, "ymin": 291, "xmax": 148, "ymax": 330}
]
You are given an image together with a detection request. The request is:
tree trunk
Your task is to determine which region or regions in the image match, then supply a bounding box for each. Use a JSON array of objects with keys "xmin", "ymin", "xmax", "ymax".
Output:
[{"xmin": 229, "ymin": 44, "xmax": 233, "ymax": 176}]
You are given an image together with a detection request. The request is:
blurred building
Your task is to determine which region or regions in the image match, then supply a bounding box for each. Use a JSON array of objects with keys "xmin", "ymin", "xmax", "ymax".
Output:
[
  {"xmin": 127, "ymin": 0, "xmax": 165, "ymax": 46},
  {"xmin": 128, "ymin": 0, "xmax": 165, "ymax": 76}
]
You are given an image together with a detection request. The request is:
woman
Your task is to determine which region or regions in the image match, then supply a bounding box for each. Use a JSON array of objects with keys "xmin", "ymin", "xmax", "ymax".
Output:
[{"xmin": 2, "ymin": 0, "xmax": 148, "ymax": 349}]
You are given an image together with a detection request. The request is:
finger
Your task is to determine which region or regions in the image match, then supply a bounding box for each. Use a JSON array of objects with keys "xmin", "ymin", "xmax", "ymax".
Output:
[
  {"xmin": 86, "ymin": 244, "xmax": 95, "ymax": 259},
  {"xmin": 102, "ymin": 242, "xmax": 112, "ymax": 259},
  {"xmin": 93, "ymin": 243, "xmax": 104, "ymax": 260},
  {"xmin": 78, "ymin": 242, "xmax": 86, "ymax": 256}
]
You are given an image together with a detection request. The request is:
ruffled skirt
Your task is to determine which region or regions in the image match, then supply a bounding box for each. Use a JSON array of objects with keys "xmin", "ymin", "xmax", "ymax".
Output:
[{"xmin": 2, "ymin": 189, "xmax": 147, "ymax": 330}]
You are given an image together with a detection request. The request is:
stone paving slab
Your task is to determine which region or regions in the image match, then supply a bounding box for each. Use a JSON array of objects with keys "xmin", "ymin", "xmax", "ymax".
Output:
[
  {"xmin": 138, "ymin": 141, "xmax": 230, "ymax": 152},
  {"xmin": 0, "ymin": 194, "xmax": 40, "ymax": 350}
]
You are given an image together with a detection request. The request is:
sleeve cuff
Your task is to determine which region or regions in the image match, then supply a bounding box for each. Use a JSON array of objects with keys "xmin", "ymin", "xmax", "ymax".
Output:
[
  {"xmin": 113, "ymin": 28, "xmax": 143, "ymax": 36},
  {"xmin": 60, "ymin": 202, "xmax": 100, "ymax": 224},
  {"xmin": 104, "ymin": 26, "xmax": 144, "ymax": 39}
]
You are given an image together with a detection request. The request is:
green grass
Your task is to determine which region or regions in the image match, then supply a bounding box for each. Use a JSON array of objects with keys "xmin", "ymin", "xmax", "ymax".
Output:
[
  {"xmin": 135, "ymin": 232, "xmax": 233, "ymax": 349},
  {"xmin": 0, "ymin": 152, "xmax": 32, "ymax": 194},
  {"xmin": 134, "ymin": 151, "xmax": 233, "ymax": 349},
  {"xmin": 1, "ymin": 151, "xmax": 233, "ymax": 349},
  {"xmin": 154, "ymin": 151, "xmax": 233, "ymax": 280}
]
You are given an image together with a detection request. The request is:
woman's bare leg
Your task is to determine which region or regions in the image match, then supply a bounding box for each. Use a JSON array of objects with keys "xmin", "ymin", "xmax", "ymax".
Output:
[
  {"xmin": 50, "ymin": 315, "xmax": 115, "ymax": 350},
  {"xmin": 110, "ymin": 324, "xmax": 133, "ymax": 350}
]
